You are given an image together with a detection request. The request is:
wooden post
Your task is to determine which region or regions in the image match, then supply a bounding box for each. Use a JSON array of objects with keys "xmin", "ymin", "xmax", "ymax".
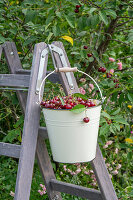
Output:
[{"xmin": 3, "ymin": 42, "xmax": 62, "ymax": 200}]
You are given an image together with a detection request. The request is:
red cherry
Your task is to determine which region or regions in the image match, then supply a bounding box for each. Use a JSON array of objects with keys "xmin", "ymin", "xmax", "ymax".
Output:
[
  {"xmin": 77, "ymin": 97, "xmax": 82, "ymax": 102},
  {"xmin": 85, "ymin": 102, "xmax": 91, "ymax": 107},
  {"xmin": 101, "ymin": 67, "xmax": 106, "ymax": 73},
  {"xmin": 113, "ymin": 79, "xmax": 119, "ymax": 83},
  {"xmin": 65, "ymin": 104, "xmax": 72, "ymax": 109},
  {"xmin": 115, "ymin": 83, "xmax": 119, "ymax": 88},
  {"xmin": 87, "ymin": 53, "xmax": 92, "ymax": 57},
  {"xmin": 80, "ymin": 100, "xmax": 85, "ymax": 105},
  {"xmin": 40, "ymin": 101, "xmax": 45, "ymax": 106},
  {"xmin": 76, "ymin": 5, "xmax": 81, "ymax": 8},
  {"xmin": 74, "ymin": 9, "xmax": 79, "ymax": 13},
  {"xmin": 84, "ymin": 46, "xmax": 88, "ymax": 49},
  {"xmin": 83, "ymin": 117, "xmax": 90, "ymax": 123},
  {"xmin": 45, "ymin": 103, "xmax": 50, "ymax": 108},
  {"xmin": 98, "ymin": 67, "xmax": 102, "ymax": 72},
  {"xmin": 106, "ymin": 73, "xmax": 112, "ymax": 78}
]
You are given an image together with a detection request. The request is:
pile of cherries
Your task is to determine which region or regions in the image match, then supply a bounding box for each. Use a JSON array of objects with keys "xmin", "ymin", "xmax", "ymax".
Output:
[{"xmin": 41, "ymin": 95, "xmax": 96, "ymax": 110}]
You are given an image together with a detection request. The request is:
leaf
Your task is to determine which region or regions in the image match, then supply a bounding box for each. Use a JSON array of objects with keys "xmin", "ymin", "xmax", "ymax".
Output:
[
  {"xmin": 70, "ymin": 104, "xmax": 86, "ymax": 114},
  {"xmin": 0, "ymin": 34, "xmax": 5, "ymax": 43},
  {"xmin": 105, "ymin": 9, "xmax": 117, "ymax": 19},
  {"xmin": 73, "ymin": 93, "xmax": 88, "ymax": 100},
  {"xmin": 113, "ymin": 123, "xmax": 120, "ymax": 131},
  {"xmin": 59, "ymin": 96, "xmax": 65, "ymax": 106},
  {"xmin": 89, "ymin": 8, "xmax": 97, "ymax": 14},
  {"xmin": 110, "ymin": 124, "xmax": 115, "ymax": 134},
  {"xmin": 127, "ymin": 93, "xmax": 133, "ymax": 102},
  {"xmin": 99, "ymin": 124, "xmax": 110, "ymax": 136},
  {"xmin": 128, "ymin": 9, "xmax": 133, "ymax": 17},
  {"xmin": 46, "ymin": 32, "xmax": 53, "ymax": 42},
  {"xmin": 99, "ymin": 10, "xmax": 108, "ymax": 25},
  {"xmin": 77, "ymin": 31, "xmax": 87, "ymax": 37},
  {"xmin": 61, "ymin": 35, "xmax": 73, "ymax": 46},
  {"xmin": 101, "ymin": 111, "xmax": 111, "ymax": 119},
  {"xmin": 64, "ymin": 15, "xmax": 75, "ymax": 28},
  {"xmin": 91, "ymin": 14, "xmax": 99, "ymax": 27},
  {"xmin": 110, "ymin": 108, "xmax": 120, "ymax": 115},
  {"xmin": 128, "ymin": 33, "xmax": 133, "ymax": 42},
  {"xmin": 112, "ymin": 116, "xmax": 129, "ymax": 125},
  {"xmin": 23, "ymin": 36, "xmax": 37, "ymax": 46}
]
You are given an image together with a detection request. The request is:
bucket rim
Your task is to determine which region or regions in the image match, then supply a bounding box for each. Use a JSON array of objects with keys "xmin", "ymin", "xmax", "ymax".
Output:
[{"xmin": 41, "ymin": 99, "xmax": 103, "ymax": 111}]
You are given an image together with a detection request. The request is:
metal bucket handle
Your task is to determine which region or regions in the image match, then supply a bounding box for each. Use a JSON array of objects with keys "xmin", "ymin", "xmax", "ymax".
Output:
[{"xmin": 38, "ymin": 67, "xmax": 104, "ymax": 104}]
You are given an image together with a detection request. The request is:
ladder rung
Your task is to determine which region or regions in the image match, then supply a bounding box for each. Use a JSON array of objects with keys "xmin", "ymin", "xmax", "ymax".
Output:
[
  {"xmin": 0, "ymin": 127, "xmax": 48, "ymax": 158},
  {"xmin": 0, "ymin": 142, "xmax": 21, "ymax": 158},
  {"xmin": 0, "ymin": 74, "xmax": 30, "ymax": 88},
  {"xmin": 50, "ymin": 179, "xmax": 102, "ymax": 200}
]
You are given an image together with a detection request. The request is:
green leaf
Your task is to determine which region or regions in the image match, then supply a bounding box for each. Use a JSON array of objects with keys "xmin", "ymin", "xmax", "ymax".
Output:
[
  {"xmin": 59, "ymin": 96, "xmax": 65, "ymax": 106},
  {"xmin": 23, "ymin": 36, "xmax": 37, "ymax": 46},
  {"xmin": 99, "ymin": 10, "xmax": 108, "ymax": 25},
  {"xmin": 112, "ymin": 116, "xmax": 129, "ymax": 125},
  {"xmin": 73, "ymin": 93, "xmax": 88, "ymax": 100},
  {"xmin": 99, "ymin": 124, "xmax": 110, "ymax": 136},
  {"xmin": 110, "ymin": 108, "xmax": 120, "ymax": 115},
  {"xmin": 46, "ymin": 32, "xmax": 53, "ymax": 42},
  {"xmin": 64, "ymin": 15, "xmax": 75, "ymax": 28},
  {"xmin": 128, "ymin": 9, "xmax": 133, "ymax": 17},
  {"xmin": 101, "ymin": 111, "xmax": 111, "ymax": 119},
  {"xmin": 89, "ymin": 8, "xmax": 97, "ymax": 14},
  {"xmin": 77, "ymin": 31, "xmax": 87, "ymax": 37},
  {"xmin": 113, "ymin": 123, "xmax": 120, "ymax": 131},
  {"xmin": 105, "ymin": 9, "xmax": 117, "ymax": 19},
  {"xmin": 91, "ymin": 14, "xmax": 99, "ymax": 28},
  {"xmin": 110, "ymin": 124, "xmax": 115, "ymax": 134},
  {"xmin": 127, "ymin": 93, "xmax": 133, "ymax": 102},
  {"xmin": 70, "ymin": 104, "xmax": 86, "ymax": 114},
  {"xmin": 0, "ymin": 34, "xmax": 5, "ymax": 43},
  {"xmin": 128, "ymin": 33, "xmax": 133, "ymax": 42}
]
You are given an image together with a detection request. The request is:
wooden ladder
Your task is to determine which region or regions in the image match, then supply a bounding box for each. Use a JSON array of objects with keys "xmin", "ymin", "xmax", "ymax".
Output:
[{"xmin": 0, "ymin": 41, "xmax": 118, "ymax": 200}]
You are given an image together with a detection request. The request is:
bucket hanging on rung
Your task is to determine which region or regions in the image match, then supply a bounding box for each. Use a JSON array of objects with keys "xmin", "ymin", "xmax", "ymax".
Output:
[{"xmin": 38, "ymin": 68, "xmax": 104, "ymax": 163}]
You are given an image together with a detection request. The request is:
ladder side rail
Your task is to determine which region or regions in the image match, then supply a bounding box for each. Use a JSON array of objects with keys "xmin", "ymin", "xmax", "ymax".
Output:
[
  {"xmin": 51, "ymin": 41, "xmax": 118, "ymax": 200},
  {"xmin": 3, "ymin": 42, "xmax": 62, "ymax": 200}
]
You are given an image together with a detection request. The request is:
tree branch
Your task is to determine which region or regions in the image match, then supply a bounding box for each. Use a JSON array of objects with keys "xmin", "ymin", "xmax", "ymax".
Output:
[
  {"xmin": 80, "ymin": 0, "xmax": 100, "ymax": 8},
  {"xmin": 115, "ymin": 20, "xmax": 132, "ymax": 28},
  {"xmin": 108, "ymin": 39, "xmax": 130, "ymax": 46}
]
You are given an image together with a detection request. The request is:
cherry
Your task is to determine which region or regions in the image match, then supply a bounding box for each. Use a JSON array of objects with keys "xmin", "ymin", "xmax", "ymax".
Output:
[
  {"xmin": 40, "ymin": 101, "xmax": 45, "ymax": 106},
  {"xmin": 77, "ymin": 97, "xmax": 82, "ymax": 102},
  {"xmin": 115, "ymin": 83, "xmax": 119, "ymax": 88},
  {"xmin": 83, "ymin": 117, "xmax": 90, "ymax": 123},
  {"xmin": 80, "ymin": 100, "xmax": 85, "ymax": 105},
  {"xmin": 74, "ymin": 9, "xmax": 79, "ymax": 13},
  {"xmin": 98, "ymin": 67, "xmax": 102, "ymax": 72},
  {"xmin": 76, "ymin": 5, "xmax": 81, "ymax": 8},
  {"xmin": 87, "ymin": 53, "xmax": 92, "ymax": 57},
  {"xmin": 65, "ymin": 104, "xmax": 72, "ymax": 109},
  {"xmin": 84, "ymin": 46, "xmax": 88, "ymax": 49},
  {"xmin": 106, "ymin": 73, "xmax": 112, "ymax": 78},
  {"xmin": 101, "ymin": 67, "xmax": 106, "ymax": 73},
  {"xmin": 113, "ymin": 79, "xmax": 119, "ymax": 83}
]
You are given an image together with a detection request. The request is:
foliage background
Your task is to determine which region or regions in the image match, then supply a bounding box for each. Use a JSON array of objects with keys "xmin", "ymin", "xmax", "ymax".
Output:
[{"xmin": 0, "ymin": 0, "xmax": 133, "ymax": 199}]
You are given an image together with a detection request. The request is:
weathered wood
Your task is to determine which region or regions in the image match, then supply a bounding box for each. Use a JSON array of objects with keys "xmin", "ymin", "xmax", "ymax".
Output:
[
  {"xmin": 0, "ymin": 142, "xmax": 20, "ymax": 158},
  {"xmin": 90, "ymin": 145, "xmax": 118, "ymax": 200},
  {"xmin": 16, "ymin": 69, "xmax": 61, "ymax": 84},
  {"xmin": 12, "ymin": 42, "xmax": 48, "ymax": 200},
  {"xmin": 3, "ymin": 42, "xmax": 61, "ymax": 200},
  {"xmin": 36, "ymin": 134, "xmax": 62, "ymax": 200},
  {"xmin": 0, "ymin": 127, "xmax": 48, "ymax": 159},
  {"xmin": 52, "ymin": 41, "xmax": 79, "ymax": 95},
  {"xmin": 0, "ymin": 74, "xmax": 29, "ymax": 87},
  {"xmin": 3, "ymin": 42, "xmax": 28, "ymax": 114},
  {"xmin": 0, "ymin": 45, "xmax": 3, "ymax": 60},
  {"xmin": 50, "ymin": 179, "xmax": 102, "ymax": 200}
]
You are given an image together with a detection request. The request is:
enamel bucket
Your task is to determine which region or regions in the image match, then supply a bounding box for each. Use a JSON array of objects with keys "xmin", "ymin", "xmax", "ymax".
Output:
[{"xmin": 39, "ymin": 68, "xmax": 104, "ymax": 163}]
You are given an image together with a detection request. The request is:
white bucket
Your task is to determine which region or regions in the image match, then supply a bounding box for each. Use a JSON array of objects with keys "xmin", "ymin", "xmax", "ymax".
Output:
[
  {"xmin": 38, "ymin": 67, "xmax": 104, "ymax": 163},
  {"xmin": 42, "ymin": 100, "xmax": 101, "ymax": 163}
]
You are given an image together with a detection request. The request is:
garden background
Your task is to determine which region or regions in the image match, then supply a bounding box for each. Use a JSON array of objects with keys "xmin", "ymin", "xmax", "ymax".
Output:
[{"xmin": 0, "ymin": 0, "xmax": 133, "ymax": 199}]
